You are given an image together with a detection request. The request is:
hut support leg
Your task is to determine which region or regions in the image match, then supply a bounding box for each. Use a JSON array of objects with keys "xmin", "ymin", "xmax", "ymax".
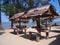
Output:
[
  {"xmin": 25, "ymin": 29, "xmax": 26, "ymax": 35},
  {"xmin": 16, "ymin": 30, "xmax": 19, "ymax": 35},
  {"xmin": 11, "ymin": 21, "xmax": 13, "ymax": 29},
  {"xmin": 46, "ymin": 32, "xmax": 49, "ymax": 39},
  {"xmin": 29, "ymin": 32, "xmax": 32, "ymax": 40},
  {"xmin": 45, "ymin": 20, "xmax": 49, "ymax": 39},
  {"xmin": 21, "ymin": 30, "xmax": 23, "ymax": 33},
  {"xmin": 39, "ymin": 32, "xmax": 41, "ymax": 39},
  {"xmin": 36, "ymin": 33, "xmax": 40, "ymax": 42},
  {"xmin": 36, "ymin": 17, "xmax": 40, "ymax": 28},
  {"xmin": 36, "ymin": 17, "xmax": 41, "ymax": 42},
  {"xmin": 24, "ymin": 29, "xmax": 27, "ymax": 37}
]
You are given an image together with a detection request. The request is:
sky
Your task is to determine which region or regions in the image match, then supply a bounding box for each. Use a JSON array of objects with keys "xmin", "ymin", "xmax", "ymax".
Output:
[
  {"xmin": 1, "ymin": 0, "xmax": 60, "ymax": 22},
  {"xmin": 49, "ymin": 0, "xmax": 60, "ymax": 22},
  {"xmin": 49, "ymin": 0, "xmax": 60, "ymax": 13},
  {"xmin": 1, "ymin": 12, "xmax": 10, "ymax": 22}
]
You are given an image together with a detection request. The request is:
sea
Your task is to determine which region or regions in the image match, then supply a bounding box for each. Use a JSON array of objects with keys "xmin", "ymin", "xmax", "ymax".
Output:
[
  {"xmin": 2, "ymin": 21, "xmax": 60, "ymax": 29},
  {"xmin": 2, "ymin": 22, "xmax": 11, "ymax": 29},
  {"xmin": 2, "ymin": 21, "xmax": 37, "ymax": 29}
]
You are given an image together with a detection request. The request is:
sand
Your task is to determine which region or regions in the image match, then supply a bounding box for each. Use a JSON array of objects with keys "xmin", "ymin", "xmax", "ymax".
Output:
[{"xmin": 0, "ymin": 26, "xmax": 60, "ymax": 45}]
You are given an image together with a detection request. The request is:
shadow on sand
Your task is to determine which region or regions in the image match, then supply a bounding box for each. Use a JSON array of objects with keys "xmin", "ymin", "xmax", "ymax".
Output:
[
  {"xmin": 49, "ymin": 34, "xmax": 60, "ymax": 45},
  {"xmin": 0, "ymin": 29, "xmax": 5, "ymax": 35},
  {"xmin": 20, "ymin": 34, "xmax": 36, "ymax": 41},
  {"xmin": 47, "ymin": 30, "xmax": 60, "ymax": 39},
  {"xmin": 0, "ymin": 31, "xmax": 5, "ymax": 35},
  {"xmin": 20, "ymin": 32, "xmax": 46, "ymax": 41},
  {"xmin": 51, "ymin": 30, "xmax": 60, "ymax": 33},
  {"xmin": 10, "ymin": 31, "xmax": 25, "ymax": 35},
  {"xmin": 49, "ymin": 29, "xmax": 60, "ymax": 45}
]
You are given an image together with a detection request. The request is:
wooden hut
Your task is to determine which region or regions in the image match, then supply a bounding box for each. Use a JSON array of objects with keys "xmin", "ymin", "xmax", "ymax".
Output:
[
  {"xmin": 11, "ymin": 4, "xmax": 59, "ymax": 22},
  {"xmin": 18, "ymin": 4, "xmax": 59, "ymax": 31},
  {"xmin": 10, "ymin": 4, "xmax": 59, "ymax": 41},
  {"xmin": 19, "ymin": 4, "xmax": 59, "ymax": 41}
]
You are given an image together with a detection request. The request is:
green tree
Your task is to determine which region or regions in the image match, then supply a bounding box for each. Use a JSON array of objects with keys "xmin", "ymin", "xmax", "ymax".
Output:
[{"xmin": 1, "ymin": 0, "xmax": 50, "ymax": 29}]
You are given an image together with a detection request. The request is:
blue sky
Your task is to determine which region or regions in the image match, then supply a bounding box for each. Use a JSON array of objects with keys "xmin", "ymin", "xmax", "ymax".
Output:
[
  {"xmin": 49, "ymin": 0, "xmax": 60, "ymax": 22},
  {"xmin": 1, "ymin": 0, "xmax": 60, "ymax": 22},
  {"xmin": 1, "ymin": 12, "xmax": 10, "ymax": 22},
  {"xmin": 49, "ymin": 0, "xmax": 60, "ymax": 13}
]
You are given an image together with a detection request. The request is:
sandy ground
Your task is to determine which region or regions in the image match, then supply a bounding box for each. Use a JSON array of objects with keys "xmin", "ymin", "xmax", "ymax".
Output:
[{"xmin": 0, "ymin": 26, "xmax": 60, "ymax": 45}]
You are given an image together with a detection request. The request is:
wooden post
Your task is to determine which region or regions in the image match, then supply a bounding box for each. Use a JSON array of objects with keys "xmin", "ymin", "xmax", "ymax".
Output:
[
  {"xmin": 49, "ymin": 16, "xmax": 52, "ymax": 31},
  {"xmin": 36, "ymin": 16, "xmax": 41, "ymax": 41},
  {"xmin": 29, "ymin": 32, "xmax": 32, "ymax": 40},
  {"xmin": 18, "ymin": 19, "xmax": 20, "ymax": 26},
  {"xmin": 11, "ymin": 21, "xmax": 14, "ymax": 29},
  {"xmin": 45, "ymin": 19, "xmax": 48, "ymax": 27},
  {"xmin": 36, "ymin": 17, "xmax": 40, "ymax": 28},
  {"xmin": 45, "ymin": 19, "xmax": 49, "ymax": 39},
  {"xmin": 36, "ymin": 33, "xmax": 40, "ymax": 42},
  {"xmin": 24, "ymin": 28, "xmax": 26, "ymax": 36}
]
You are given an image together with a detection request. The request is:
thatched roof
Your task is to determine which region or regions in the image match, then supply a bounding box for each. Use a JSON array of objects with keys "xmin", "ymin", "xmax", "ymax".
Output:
[
  {"xmin": 10, "ymin": 4, "xmax": 59, "ymax": 20},
  {"xmin": 20, "ymin": 4, "xmax": 59, "ymax": 19},
  {"xmin": 21, "ymin": 5, "xmax": 50, "ymax": 18},
  {"xmin": 10, "ymin": 12, "xmax": 24, "ymax": 19}
]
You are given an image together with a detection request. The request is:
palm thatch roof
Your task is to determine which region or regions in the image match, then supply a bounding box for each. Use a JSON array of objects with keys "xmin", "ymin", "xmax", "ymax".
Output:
[
  {"xmin": 10, "ymin": 4, "xmax": 59, "ymax": 20},
  {"xmin": 20, "ymin": 5, "xmax": 50, "ymax": 18},
  {"xmin": 21, "ymin": 5, "xmax": 58, "ymax": 19},
  {"xmin": 10, "ymin": 12, "xmax": 24, "ymax": 19}
]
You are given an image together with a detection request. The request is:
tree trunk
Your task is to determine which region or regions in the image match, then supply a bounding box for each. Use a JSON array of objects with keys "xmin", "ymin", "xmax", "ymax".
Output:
[{"xmin": 0, "ymin": 12, "xmax": 3, "ymax": 30}]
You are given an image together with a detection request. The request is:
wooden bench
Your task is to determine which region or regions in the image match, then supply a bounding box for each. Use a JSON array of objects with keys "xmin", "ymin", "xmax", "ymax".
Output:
[{"xmin": 13, "ymin": 25, "xmax": 26, "ymax": 35}]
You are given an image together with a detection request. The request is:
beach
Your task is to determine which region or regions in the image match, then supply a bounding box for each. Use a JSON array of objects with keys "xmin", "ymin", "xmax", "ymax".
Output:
[
  {"xmin": 1, "ymin": 0, "xmax": 60, "ymax": 45},
  {"xmin": 0, "ymin": 26, "xmax": 60, "ymax": 45}
]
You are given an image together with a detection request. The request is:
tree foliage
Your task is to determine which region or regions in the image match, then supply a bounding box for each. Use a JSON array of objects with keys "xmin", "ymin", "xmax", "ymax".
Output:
[{"xmin": 1, "ymin": 0, "xmax": 50, "ymax": 18}]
